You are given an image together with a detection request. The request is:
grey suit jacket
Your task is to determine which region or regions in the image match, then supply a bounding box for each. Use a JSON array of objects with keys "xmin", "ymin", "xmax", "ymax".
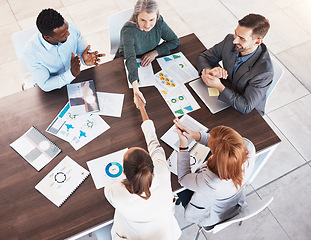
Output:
[
  {"xmin": 177, "ymin": 132, "xmax": 255, "ymax": 227},
  {"xmin": 196, "ymin": 34, "xmax": 274, "ymax": 115}
]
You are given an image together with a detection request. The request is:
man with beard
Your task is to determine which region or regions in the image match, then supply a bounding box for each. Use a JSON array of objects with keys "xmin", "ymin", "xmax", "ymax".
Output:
[
  {"xmin": 196, "ymin": 14, "xmax": 273, "ymax": 116},
  {"xmin": 24, "ymin": 8, "xmax": 105, "ymax": 92}
]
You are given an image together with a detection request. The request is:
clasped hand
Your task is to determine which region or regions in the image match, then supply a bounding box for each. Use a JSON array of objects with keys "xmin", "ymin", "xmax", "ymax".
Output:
[
  {"xmin": 173, "ymin": 118, "xmax": 201, "ymax": 147},
  {"xmin": 201, "ymin": 67, "xmax": 227, "ymax": 92}
]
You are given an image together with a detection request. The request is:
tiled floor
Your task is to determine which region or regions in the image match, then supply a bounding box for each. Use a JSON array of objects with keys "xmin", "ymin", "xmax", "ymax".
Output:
[{"xmin": 2, "ymin": 0, "xmax": 311, "ymax": 239}]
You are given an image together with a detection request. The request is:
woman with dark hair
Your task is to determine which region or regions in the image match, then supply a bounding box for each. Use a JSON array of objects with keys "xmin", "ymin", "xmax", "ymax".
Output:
[
  {"xmin": 117, "ymin": 0, "xmax": 179, "ymax": 108},
  {"xmin": 174, "ymin": 118, "xmax": 255, "ymax": 229},
  {"xmin": 104, "ymin": 95, "xmax": 181, "ymax": 240}
]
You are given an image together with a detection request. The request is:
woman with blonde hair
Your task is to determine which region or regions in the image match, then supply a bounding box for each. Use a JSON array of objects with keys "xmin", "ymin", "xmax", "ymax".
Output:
[
  {"xmin": 116, "ymin": 0, "xmax": 179, "ymax": 108},
  {"xmin": 174, "ymin": 118, "xmax": 255, "ymax": 229},
  {"xmin": 104, "ymin": 95, "xmax": 181, "ymax": 240}
]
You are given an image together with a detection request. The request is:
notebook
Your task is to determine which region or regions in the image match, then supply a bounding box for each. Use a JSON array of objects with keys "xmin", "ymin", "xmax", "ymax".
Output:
[
  {"xmin": 189, "ymin": 78, "xmax": 230, "ymax": 114},
  {"xmin": 167, "ymin": 143, "xmax": 210, "ymax": 176},
  {"xmin": 35, "ymin": 156, "xmax": 89, "ymax": 207},
  {"xmin": 67, "ymin": 80, "xmax": 99, "ymax": 115},
  {"xmin": 10, "ymin": 126, "xmax": 61, "ymax": 171}
]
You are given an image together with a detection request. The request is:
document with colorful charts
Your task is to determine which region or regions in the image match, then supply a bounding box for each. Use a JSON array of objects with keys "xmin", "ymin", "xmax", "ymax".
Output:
[
  {"xmin": 156, "ymin": 82, "xmax": 200, "ymax": 117},
  {"xmin": 86, "ymin": 148, "xmax": 128, "ymax": 189},
  {"xmin": 154, "ymin": 69, "xmax": 183, "ymax": 95},
  {"xmin": 124, "ymin": 58, "xmax": 155, "ymax": 88},
  {"xmin": 46, "ymin": 102, "xmax": 110, "ymax": 150},
  {"xmin": 160, "ymin": 114, "xmax": 209, "ymax": 152},
  {"xmin": 35, "ymin": 156, "xmax": 89, "ymax": 207},
  {"xmin": 156, "ymin": 52, "xmax": 199, "ymax": 84},
  {"xmin": 167, "ymin": 143, "xmax": 210, "ymax": 176}
]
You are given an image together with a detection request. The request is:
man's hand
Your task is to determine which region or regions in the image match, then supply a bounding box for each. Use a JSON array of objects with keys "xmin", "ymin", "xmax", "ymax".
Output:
[
  {"xmin": 201, "ymin": 67, "xmax": 226, "ymax": 92},
  {"xmin": 141, "ymin": 50, "xmax": 158, "ymax": 67},
  {"xmin": 70, "ymin": 52, "xmax": 81, "ymax": 77},
  {"xmin": 82, "ymin": 45, "xmax": 106, "ymax": 66},
  {"xmin": 209, "ymin": 67, "xmax": 228, "ymax": 79}
]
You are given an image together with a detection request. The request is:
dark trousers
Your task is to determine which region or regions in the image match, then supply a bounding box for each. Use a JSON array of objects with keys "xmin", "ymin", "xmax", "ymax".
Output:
[{"xmin": 177, "ymin": 189, "xmax": 194, "ymax": 208}]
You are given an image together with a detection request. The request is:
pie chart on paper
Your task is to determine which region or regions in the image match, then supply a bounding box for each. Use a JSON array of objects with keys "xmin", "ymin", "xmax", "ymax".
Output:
[{"xmin": 105, "ymin": 162, "xmax": 123, "ymax": 178}]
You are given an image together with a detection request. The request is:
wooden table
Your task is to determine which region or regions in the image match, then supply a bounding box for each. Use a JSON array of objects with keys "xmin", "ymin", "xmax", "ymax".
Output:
[{"xmin": 0, "ymin": 33, "xmax": 280, "ymax": 240}]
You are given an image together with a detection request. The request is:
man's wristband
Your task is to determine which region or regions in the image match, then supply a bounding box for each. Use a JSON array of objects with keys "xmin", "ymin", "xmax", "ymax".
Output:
[{"xmin": 179, "ymin": 146, "xmax": 189, "ymax": 151}]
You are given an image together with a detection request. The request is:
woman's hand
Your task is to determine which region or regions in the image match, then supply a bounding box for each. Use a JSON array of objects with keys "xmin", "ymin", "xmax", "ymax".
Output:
[
  {"xmin": 132, "ymin": 80, "xmax": 146, "ymax": 109},
  {"xmin": 173, "ymin": 118, "xmax": 201, "ymax": 141},
  {"xmin": 141, "ymin": 50, "xmax": 158, "ymax": 67}
]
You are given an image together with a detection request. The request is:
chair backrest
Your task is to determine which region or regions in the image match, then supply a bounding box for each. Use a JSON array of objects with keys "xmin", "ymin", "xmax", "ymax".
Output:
[
  {"xmin": 266, "ymin": 57, "xmax": 284, "ymax": 100},
  {"xmin": 12, "ymin": 27, "xmax": 38, "ymax": 73},
  {"xmin": 108, "ymin": 8, "xmax": 134, "ymax": 55},
  {"xmin": 212, "ymin": 197, "xmax": 273, "ymax": 234}
]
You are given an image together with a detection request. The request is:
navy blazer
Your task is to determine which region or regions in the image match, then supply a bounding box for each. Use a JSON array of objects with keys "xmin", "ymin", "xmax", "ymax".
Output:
[{"xmin": 196, "ymin": 34, "xmax": 274, "ymax": 115}]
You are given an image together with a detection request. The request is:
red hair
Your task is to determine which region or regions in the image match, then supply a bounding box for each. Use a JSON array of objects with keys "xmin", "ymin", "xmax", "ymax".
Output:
[
  {"xmin": 207, "ymin": 126, "xmax": 249, "ymax": 189},
  {"xmin": 122, "ymin": 147, "xmax": 154, "ymax": 199}
]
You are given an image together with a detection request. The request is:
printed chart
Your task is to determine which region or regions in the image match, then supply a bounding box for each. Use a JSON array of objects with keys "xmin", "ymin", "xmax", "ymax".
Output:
[
  {"xmin": 125, "ymin": 58, "xmax": 155, "ymax": 88},
  {"xmin": 160, "ymin": 84, "xmax": 200, "ymax": 117},
  {"xmin": 46, "ymin": 102, "xmax": 110, "ymax": 150},
  {"xmin": 154, "ymin": 70, "xmax": 182, "ymax": 95},
  {"xmin": 87, "ymin": 148, "xmax": 128, "ymax": 189},
  {"xmin": 157, "ymin": 52, "xmax": 199, "ymax": 84}
]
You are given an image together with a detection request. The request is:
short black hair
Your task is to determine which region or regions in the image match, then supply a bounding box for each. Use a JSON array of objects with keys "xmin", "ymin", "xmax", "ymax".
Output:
[{"xmin": 36, "ymin": 8, "xmax": 64, "ymax": 36}]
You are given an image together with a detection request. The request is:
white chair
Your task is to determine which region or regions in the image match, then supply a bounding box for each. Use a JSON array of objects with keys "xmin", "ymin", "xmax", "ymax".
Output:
[
  {"xmin": 266, "ymin": 57, "xmax": 284, "ymax": 101},
  {"xmin": 108, "ymin": 8, "xmax": 134, "ymax": 55},
  {"xmin": 12, "ymin": 26, "xmax": 38, "ymax": 89},
  {"xmin": 94, "ymin": 223, "xmax": 112, "ymax": 240},
  {"xmin": 195, "ymin": 196, "xmax": 273, "ymax": 239}
]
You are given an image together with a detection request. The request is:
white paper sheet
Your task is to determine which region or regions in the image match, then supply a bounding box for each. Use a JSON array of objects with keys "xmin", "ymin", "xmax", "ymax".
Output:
[
  {"xmin": 97, "ymin": 92, "xmax": 124, "ymax": 117},
  {"xmin": 161, "ymin": 114, "xmax": 209, "ymax": 151},
  {"xmin": 125, "ymin": 59, "xmax": 155, "ymax": 88},
  {"xmin": 157, "ymin": 84, "xmax": 200, "ymax": 117},
  {"xmin": 156, "ymin": 52, "xmax": 199, "ymax": 84},
  {"xmin": 87, "ymin": 148, "xmax": 128, "ymax": 189},
  {"xmin": 46, "ymin": 102, "xmax": 110, "ymax": 150},
  {"xmin": 154, "ymin": 70, "xmax": 183, "ymax": 95}
]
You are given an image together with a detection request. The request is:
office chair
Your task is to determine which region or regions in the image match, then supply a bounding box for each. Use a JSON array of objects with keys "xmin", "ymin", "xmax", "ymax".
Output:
[
  {"xmin": 12, "ymin": 26, "xmax": 38, "ymax": 90},
  {"xmin": 108, "ymin": 8, "xmax": 134, "ymax": 55},
  {"xmin": 195, "ymin": 196, "xmax": 273, "ymax": 239},
  {"xmin": 266, "ymin": 57, "xmax": 284, "ymax": 101}
]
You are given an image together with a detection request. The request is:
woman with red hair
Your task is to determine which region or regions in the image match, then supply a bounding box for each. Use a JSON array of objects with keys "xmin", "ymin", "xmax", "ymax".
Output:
[{"xmin": 174, "ymin": 118, "xmax": 255, "ymax": 229}]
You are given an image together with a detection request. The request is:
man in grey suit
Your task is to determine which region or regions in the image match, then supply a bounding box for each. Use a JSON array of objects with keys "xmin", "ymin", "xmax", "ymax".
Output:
[{"xmin": 196, "ymin": 14, "xmax": 273, "ymax": 115}]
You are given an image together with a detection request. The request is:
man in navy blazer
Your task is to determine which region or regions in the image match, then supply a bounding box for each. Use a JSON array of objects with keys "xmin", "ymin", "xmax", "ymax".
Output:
[{"xmin": 196, "ymin": 14, "xmax": 273, "ymax": 115}]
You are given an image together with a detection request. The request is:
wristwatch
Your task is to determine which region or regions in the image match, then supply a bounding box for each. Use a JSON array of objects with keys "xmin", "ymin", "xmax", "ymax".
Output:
[{"xmin": 179, "ymin": 146, "xmax": 189, "ymax": 151}]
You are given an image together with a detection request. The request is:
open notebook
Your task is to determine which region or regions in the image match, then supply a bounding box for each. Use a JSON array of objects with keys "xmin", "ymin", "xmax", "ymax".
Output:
[{"xmin": 35, "ymin": 156, "xmax": 89, "ymax": 207}]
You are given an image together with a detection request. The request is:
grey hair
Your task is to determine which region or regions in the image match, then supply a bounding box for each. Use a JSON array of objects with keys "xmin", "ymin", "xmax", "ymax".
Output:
[{"xmin": 128, "ymin": 0, "xmax": 159, "ymax": 24}]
